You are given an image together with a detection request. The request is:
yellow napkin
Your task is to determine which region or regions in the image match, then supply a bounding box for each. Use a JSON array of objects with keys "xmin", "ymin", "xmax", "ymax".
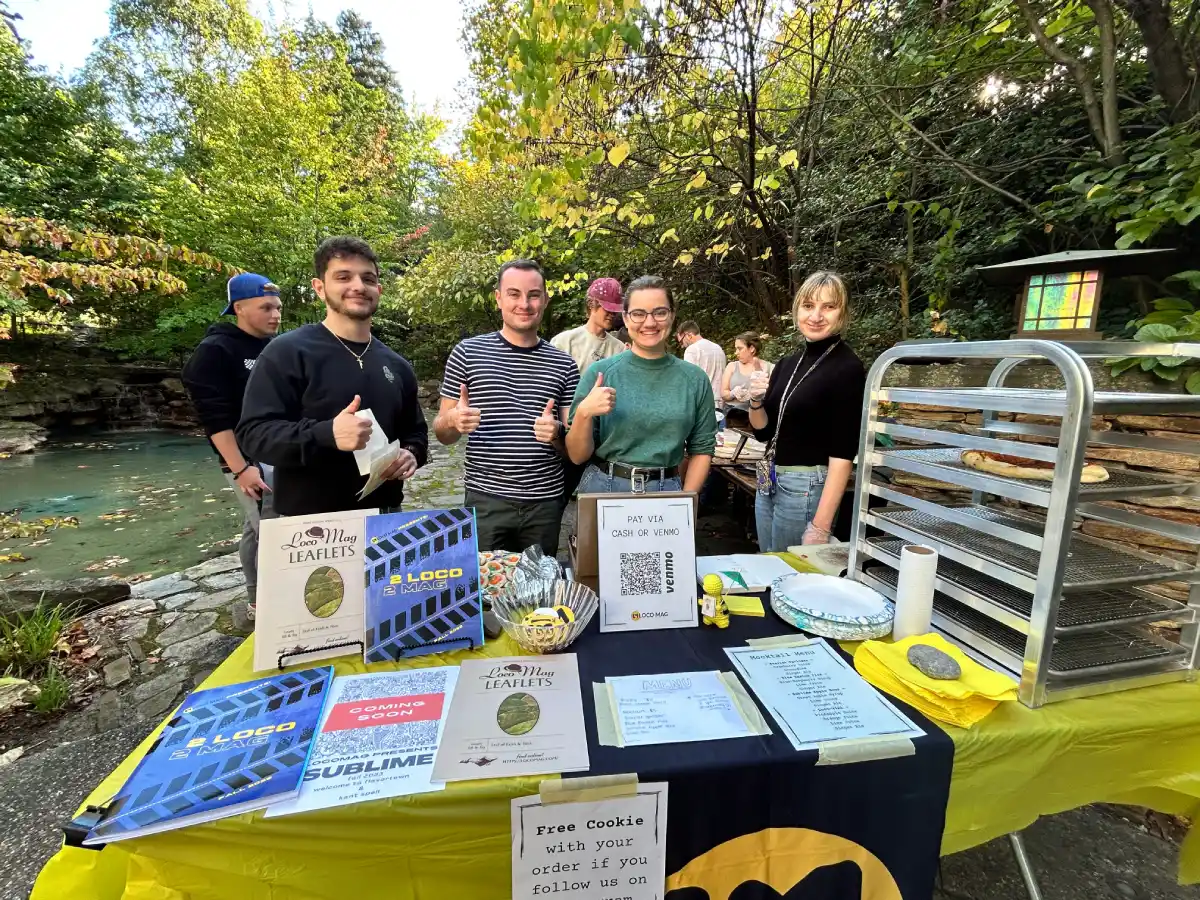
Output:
[
  {"xmin": 724, "ymin": 595, "xmax": 765, "ymax": 617},
  {"xmin": 854, "ymin": 633, "xmax": 1018, "ymax": 729}
]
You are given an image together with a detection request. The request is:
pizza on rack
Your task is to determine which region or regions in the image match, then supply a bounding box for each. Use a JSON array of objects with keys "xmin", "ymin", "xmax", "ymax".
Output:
[{"xmin": 959, "ymin": 450, "xmax": 1109, "ymax": 483}]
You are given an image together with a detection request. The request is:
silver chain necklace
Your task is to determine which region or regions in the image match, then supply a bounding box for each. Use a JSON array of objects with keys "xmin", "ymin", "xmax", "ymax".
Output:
[{"xmin": 324, "ymin": 323, "xmax": 372, "ymax": 369}]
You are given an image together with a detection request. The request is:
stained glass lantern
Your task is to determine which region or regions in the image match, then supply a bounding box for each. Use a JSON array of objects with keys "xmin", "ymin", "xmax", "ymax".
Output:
[{"xmin": 977, "ymin": 248, "xmax": 1177, "ymax": 340}]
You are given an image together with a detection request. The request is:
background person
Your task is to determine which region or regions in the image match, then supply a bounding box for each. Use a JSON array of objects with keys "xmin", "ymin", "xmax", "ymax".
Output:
[
  {"xmin": 568, "ymin": 276, "xmax": 716, "ymax": 494},
  {"xmin": 748, "ymin": 271, "xmax": 865, "ymax": 550},
  {"xmin": 237, "ymin": 236, "xmax": 428, "ymax": 516},
  {"xmin": 675, "ymin": 320, "xmax": 726, "ymax": 407},
  {"xmin": 181, "ymin": 272, "xmax": 281, "ymax": 616},
  {"xmin": 720, "ymin": 332, "xmax": 774, "ymax": 428},
  {"xmin": 551, "ymin": 276, "xmax": 626, "ymax": 373},
  {"xmin": 434, "ymin": 259, "xmax": 579, "ymax": 557}
]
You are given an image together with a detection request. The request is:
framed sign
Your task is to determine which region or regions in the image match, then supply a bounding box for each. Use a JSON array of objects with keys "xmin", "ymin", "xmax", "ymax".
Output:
[{"xmin": 596, "ymin": 496, "xmax": 697, "ymax": 632}]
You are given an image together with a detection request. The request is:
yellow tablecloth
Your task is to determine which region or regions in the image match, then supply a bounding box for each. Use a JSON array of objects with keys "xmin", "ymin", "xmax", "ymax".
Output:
[{"xmin": 32, "ymin": 556, "xmax": 1200, "ymax": 899}]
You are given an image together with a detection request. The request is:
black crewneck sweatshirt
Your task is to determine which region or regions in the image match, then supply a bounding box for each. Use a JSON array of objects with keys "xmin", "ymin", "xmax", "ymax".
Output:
[
  {"xmin": 236, "ymin": 323, "xmax": 429, "ymax": 516},
  {"xmin": 752, "ymin": 336, "xmax": 866, "ymax": 465}
]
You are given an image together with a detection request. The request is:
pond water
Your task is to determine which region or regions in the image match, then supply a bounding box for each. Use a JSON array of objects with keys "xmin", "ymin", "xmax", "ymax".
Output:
[
  {"xmin": 0, "ymin": 431, "xmax": 240, "ymax": 583},
  {"xmin": 0, "ymin": 417, "xmax": 466, "ymax": 584}
]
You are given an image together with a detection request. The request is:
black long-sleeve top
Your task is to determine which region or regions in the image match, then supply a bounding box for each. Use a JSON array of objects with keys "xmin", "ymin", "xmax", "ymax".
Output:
[
  {"xmin": 236, "ymin": 324, "xmax": 429, "ymax": 516},
  {"xmin": 753, "ymin": 336, "xmax": 866, "ymax": 465},
  {"xmin": 180, "ymin": 323, "xmax": 272, "ymax": 472}
]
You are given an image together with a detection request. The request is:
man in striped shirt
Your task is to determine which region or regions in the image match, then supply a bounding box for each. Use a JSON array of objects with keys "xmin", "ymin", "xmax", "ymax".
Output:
[{"xmin": 433, "ymin": 259, "xmax": 579, "ymax": 556}]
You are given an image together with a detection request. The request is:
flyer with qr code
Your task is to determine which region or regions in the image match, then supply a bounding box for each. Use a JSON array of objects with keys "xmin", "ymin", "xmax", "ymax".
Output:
[
  {"xmin": 595, "ymin": 496, "xmax": 698, "ymax": 633},
  {"xmin": 265, "ymin": 667, "xmax": 459, "ymax": 817}
]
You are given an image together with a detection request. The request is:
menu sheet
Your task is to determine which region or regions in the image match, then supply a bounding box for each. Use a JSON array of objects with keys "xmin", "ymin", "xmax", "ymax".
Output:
[
  {"xmin": 433, "ymin": 655, "xmax": 590, "ymax": 782},
  {"xmin": 606, "ymin": 671, "xmax": 757, "ymax": 747},
  {"xmin": 725, "ymin": 641, "xmax": 924, "ymax": 751}
]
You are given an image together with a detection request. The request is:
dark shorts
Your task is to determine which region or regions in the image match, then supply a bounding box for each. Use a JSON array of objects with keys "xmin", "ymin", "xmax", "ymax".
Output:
[{"xmin": 464, "ymin": 488, "xmax": 564, "ymax": 559}]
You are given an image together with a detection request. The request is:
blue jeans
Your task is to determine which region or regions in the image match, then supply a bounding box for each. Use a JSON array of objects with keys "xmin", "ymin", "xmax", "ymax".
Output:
[
  {"xmin": 578, "ymin": 464, "xmax": 682, "ymax": 494},
  {"xmin": 755, "ymin": 466, "xmax": 827, "ymax": 552}
]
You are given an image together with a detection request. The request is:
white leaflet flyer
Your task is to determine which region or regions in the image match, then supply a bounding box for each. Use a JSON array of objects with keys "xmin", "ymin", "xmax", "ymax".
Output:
[
  {"xmin": 432, "ymin": 655, "xmax": 590, "ymax": 782},
  {"xmin": 253, "ymin": 509, "xmax": 376, "ymax": 672},
  {"xmin": 266, "ymin": 666, "xmax": 459, "ymax": 817}
]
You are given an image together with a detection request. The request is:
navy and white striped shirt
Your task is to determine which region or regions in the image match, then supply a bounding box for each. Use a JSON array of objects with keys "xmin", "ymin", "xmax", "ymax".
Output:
[{"xmin": 441, "ymin": 332, "xmax": 580, "ymax": 501}]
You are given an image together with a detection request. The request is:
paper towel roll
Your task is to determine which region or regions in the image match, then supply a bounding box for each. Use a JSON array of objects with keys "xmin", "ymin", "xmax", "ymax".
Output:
[{"xmin": 892, "ymin": 544, "xmax": 938, "ymax": 640}]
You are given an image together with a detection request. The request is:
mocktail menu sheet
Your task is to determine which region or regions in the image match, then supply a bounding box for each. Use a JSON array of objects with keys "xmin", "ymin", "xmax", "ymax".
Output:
[
  {"xmin": 725, "ymin": 641, "xmax": 924, "ymax": 751},
  {"xmin": 433, "ymin": 655, "xmax": 590, "ymax": 782}
]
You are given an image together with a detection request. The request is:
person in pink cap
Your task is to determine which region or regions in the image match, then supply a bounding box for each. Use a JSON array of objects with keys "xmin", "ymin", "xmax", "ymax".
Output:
[{"xmin": 551, "ymin": 276, "xmax": 627, "ymax": 374}]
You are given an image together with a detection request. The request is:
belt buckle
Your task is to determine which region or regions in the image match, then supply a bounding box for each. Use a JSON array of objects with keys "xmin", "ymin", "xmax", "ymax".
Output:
[{"xmin": 631, "ymin": 470, "xmax": 647, "ymax": 494}]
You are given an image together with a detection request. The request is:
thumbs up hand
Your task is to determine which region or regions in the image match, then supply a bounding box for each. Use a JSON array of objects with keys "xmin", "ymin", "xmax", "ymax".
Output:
[
  {"xmin": 450, "ymin": 383, "xmax": 481, "ymax": 435},
  {"xmin": 533, "ymin": 398, "xmax": 560, "ymax": 444},
  {"xmin": 333, "ymin": 395, "xmax": 373, "ymax": 451},
  {"xmin": 578, "ymin": 372, "xmax": 616, "ymax": 419}
]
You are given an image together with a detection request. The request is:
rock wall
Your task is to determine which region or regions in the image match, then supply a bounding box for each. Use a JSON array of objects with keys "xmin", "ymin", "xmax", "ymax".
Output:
[{"xmin": 0, "ymin": 345, "xmax": 198, "ymax": 453}]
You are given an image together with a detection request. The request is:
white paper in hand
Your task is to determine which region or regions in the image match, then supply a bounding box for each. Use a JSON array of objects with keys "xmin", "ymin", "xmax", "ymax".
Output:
[
  {"xmin": 358, "ymin": 440, "xmax": 400, "ymax": 501},
  {"xmin": 353, "ymin": 408, "xmax": 389, "ymax": 476}
]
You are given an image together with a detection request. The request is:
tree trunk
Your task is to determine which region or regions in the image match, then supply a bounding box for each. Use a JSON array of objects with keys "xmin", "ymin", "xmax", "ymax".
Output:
[{"xmin": 1116, "ymin": 0, "xmax": 1198, "ymax": 121}]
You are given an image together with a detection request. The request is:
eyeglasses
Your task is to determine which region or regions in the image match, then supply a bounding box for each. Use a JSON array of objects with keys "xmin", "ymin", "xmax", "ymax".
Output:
[{"xmin": 625, "ymin": 307, "xmax": 672, "ymax": 324}]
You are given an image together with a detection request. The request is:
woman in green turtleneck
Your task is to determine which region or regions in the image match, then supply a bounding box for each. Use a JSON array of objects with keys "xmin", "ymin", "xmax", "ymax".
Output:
[{"xmin": 566, "ymin": 276, "xmax": 716, "ymax": 494}]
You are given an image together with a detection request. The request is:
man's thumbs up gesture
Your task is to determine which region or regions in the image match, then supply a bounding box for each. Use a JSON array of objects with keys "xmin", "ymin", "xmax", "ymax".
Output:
[
  {"xmin": 577, "ymin": 372, "xmax": 616, "ymax": 419},
  {"xmin": 533, "ymin": 397, "xmax": 560, "ymax": 444},
  {"xmin": 450, "ymin": 383, "xmax": 481, "ymax": 435},
  {"xmin": 333, "ymin": 395, "xmax": 373, "ymax": 451}
]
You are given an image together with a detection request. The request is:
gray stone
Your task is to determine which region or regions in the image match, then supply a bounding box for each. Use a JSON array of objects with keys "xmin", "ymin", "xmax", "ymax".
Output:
[
  {"xmin": 199, "ymin": 570, "xmax": 245, "ymax": 591},
  {"xmin": 96, "ymin": 631, "xmax": 121, "ymax": 660},
  {"xmin": 161, "ymin": 629, "xmax": 222, "ymax": 662},
  {"xmin": 139, "ymin": 660, "xmax": 159, "ymax": 677},
  {"xmin": 160, "ymin": 590, "xmax": 208, "ymax": 612},
  {"xmin": 137, "ymin": 688, "xmax": 185, "ymax": 722},
  {"xmin": 102, "ymin": 656, "xmax": 133, "ymax": 687},
  {"xmin": 231, "ymin": 599, "xmax": 254, "ymax": 634},
  {"xmin": 907, "ymin": 644, "xmax": 961, "ymax": 680},
  {"xmin": 120, "ymin": 617, "xmax": 150, "ymax": 642},
  {"xmin": 131, "ymin": 574, "xmax": 198, "ymax": 602},
  {"xmin": 0, "ymin": 576, "xmax": 130, "ymax": 623},
  {"xmin": 185, "ymin": 585, "xmax": 247, "ymax": 612},
  {"xmin": 157, "ymin": 612, "xmax": 218, "ymax": 647},
  {"xmin": 0, "ymin": 678, "xmax": 38, "ymax": 715},
  {"xmin": 0, "ymin": 420, "xmax": 48, "ymax": 454},
  {"xmin": 182, "ymin": 554, "xmax": 243, "ymax": 581},
  {"xmin": 132, "ymin": 669, "xmax": 188, "ymax": 705},
  {"xmin": 125, "ymin": 638, "xmax": 146, "ymax": 663},
  {"xmin": 88, "ymin": 691, "xmax": 124, "ymax": 732},
  {"xmin": 99, "ymin": 598, "xmax": 158, "ymax": 617}
]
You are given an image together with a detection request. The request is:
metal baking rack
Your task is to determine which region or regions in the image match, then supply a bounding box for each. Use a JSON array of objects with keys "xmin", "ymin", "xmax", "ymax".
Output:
[{"xmin": 847, "ymin": 340, "xmax": 1200, "ymax": 707}]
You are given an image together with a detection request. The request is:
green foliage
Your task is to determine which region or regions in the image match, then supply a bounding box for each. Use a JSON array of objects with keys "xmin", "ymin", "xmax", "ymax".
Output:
[
  {"xmin": 33, "ymin": 663, "xmax": 70, "ymax": 713},
  {"xmin": 1108, "ymin": 273, "xmax": 1200, "ymax": 392},
  {"xmin": 0, "ymin": 597, "xmax": 70, "ymax": 678}
]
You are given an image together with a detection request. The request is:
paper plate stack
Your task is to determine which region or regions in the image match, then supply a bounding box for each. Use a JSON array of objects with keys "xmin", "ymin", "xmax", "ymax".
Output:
[{"xmin": 770, "ymin": 572, "xmax": 894, "ymax": 640}]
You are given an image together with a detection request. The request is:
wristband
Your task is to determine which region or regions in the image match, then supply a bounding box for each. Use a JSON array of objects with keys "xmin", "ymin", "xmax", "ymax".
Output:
[
  {"xmin": 234, "ymin": 463, "xmax": 253, "ymax": 478},
  {"xmin": 749, "ymin": 400, "xmax": 765, "ymax": 410}
]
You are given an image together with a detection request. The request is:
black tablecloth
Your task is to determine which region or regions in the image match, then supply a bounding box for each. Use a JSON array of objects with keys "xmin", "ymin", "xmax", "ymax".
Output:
[{"xmin": 567, "ymin": 612, "xmax": 954, "ymax": 900}]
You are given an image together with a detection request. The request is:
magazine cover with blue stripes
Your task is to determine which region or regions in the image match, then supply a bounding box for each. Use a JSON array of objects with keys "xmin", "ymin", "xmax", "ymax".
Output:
[
  {"xmin": 85, "ymin": 666, "xmax": 333, "ymax": 844},
  {"xmin": 364, "ymin": 508, "xmax": 483, "ymax": 662}
]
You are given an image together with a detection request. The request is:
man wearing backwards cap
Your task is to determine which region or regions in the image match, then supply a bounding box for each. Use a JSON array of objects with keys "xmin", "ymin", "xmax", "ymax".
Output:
[
  {"xmin": 550, "ymin": 277, "xmax": 627, "ymax": 374},
  {"xmin": 181, "ymin": 272, "xmax": 282, "ymax": 617}
]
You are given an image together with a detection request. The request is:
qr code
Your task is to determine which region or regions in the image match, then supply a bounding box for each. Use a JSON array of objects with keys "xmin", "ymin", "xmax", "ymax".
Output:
[{"xmin": 619, "ymin": 552, "xmax": 662, "ymax": 596}]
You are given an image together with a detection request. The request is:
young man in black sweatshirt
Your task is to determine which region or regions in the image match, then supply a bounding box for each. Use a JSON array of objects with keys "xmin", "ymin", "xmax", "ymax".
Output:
[
  {"xmin": 181, "ymin": 272, "xmax": 282, "ymax": 615},
  {"xmin": 237, "ymin": 236, "xmax": 428, "ymax": 517}
]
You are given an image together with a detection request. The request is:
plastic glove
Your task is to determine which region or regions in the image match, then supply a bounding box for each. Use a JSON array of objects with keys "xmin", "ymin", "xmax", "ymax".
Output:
[
  {"xmin": 732, "ymin": 386, "xmax": 750, "ymax": 403},
  {"xmin": 801, "ymin": 522, "xmax": 832, "ymax": 545},
  {"xmin": 748, "ymin": 371, "xmax": 769, "ymax": 401}
]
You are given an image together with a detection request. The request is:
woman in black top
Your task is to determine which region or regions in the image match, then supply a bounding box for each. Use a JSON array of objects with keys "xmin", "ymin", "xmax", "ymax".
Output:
[{"xmin": 747, "ymin": 272, "xmax": 865, "ymax": 550}]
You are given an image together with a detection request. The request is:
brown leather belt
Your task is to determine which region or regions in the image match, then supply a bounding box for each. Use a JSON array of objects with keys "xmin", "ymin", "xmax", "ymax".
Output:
[{"xmin": 590, "ymin": 456, "xmax": 680, "ymax": 483}]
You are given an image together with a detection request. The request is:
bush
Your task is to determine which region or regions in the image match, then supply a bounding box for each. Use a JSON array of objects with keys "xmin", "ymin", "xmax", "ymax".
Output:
[{"xmin": 0, "ymin": 597, "xmax": 69, "ymax": 678}]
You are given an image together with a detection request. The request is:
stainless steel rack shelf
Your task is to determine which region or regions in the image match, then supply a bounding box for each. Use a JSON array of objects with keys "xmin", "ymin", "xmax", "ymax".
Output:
[
  {"xmin": 862, "ymin": 566, "xmax": 1187, "ymax": 679},
  {"xmin": 874, "ymin": 447, "xmax": 1199, "ymax": 506},
  {"xmin": 848, "ymin": 339, "xmax": 1200, "ymax": 707},
  {"xmin": 864, "ymin": 538, "xmax": 1185, "ymax": 635}
]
